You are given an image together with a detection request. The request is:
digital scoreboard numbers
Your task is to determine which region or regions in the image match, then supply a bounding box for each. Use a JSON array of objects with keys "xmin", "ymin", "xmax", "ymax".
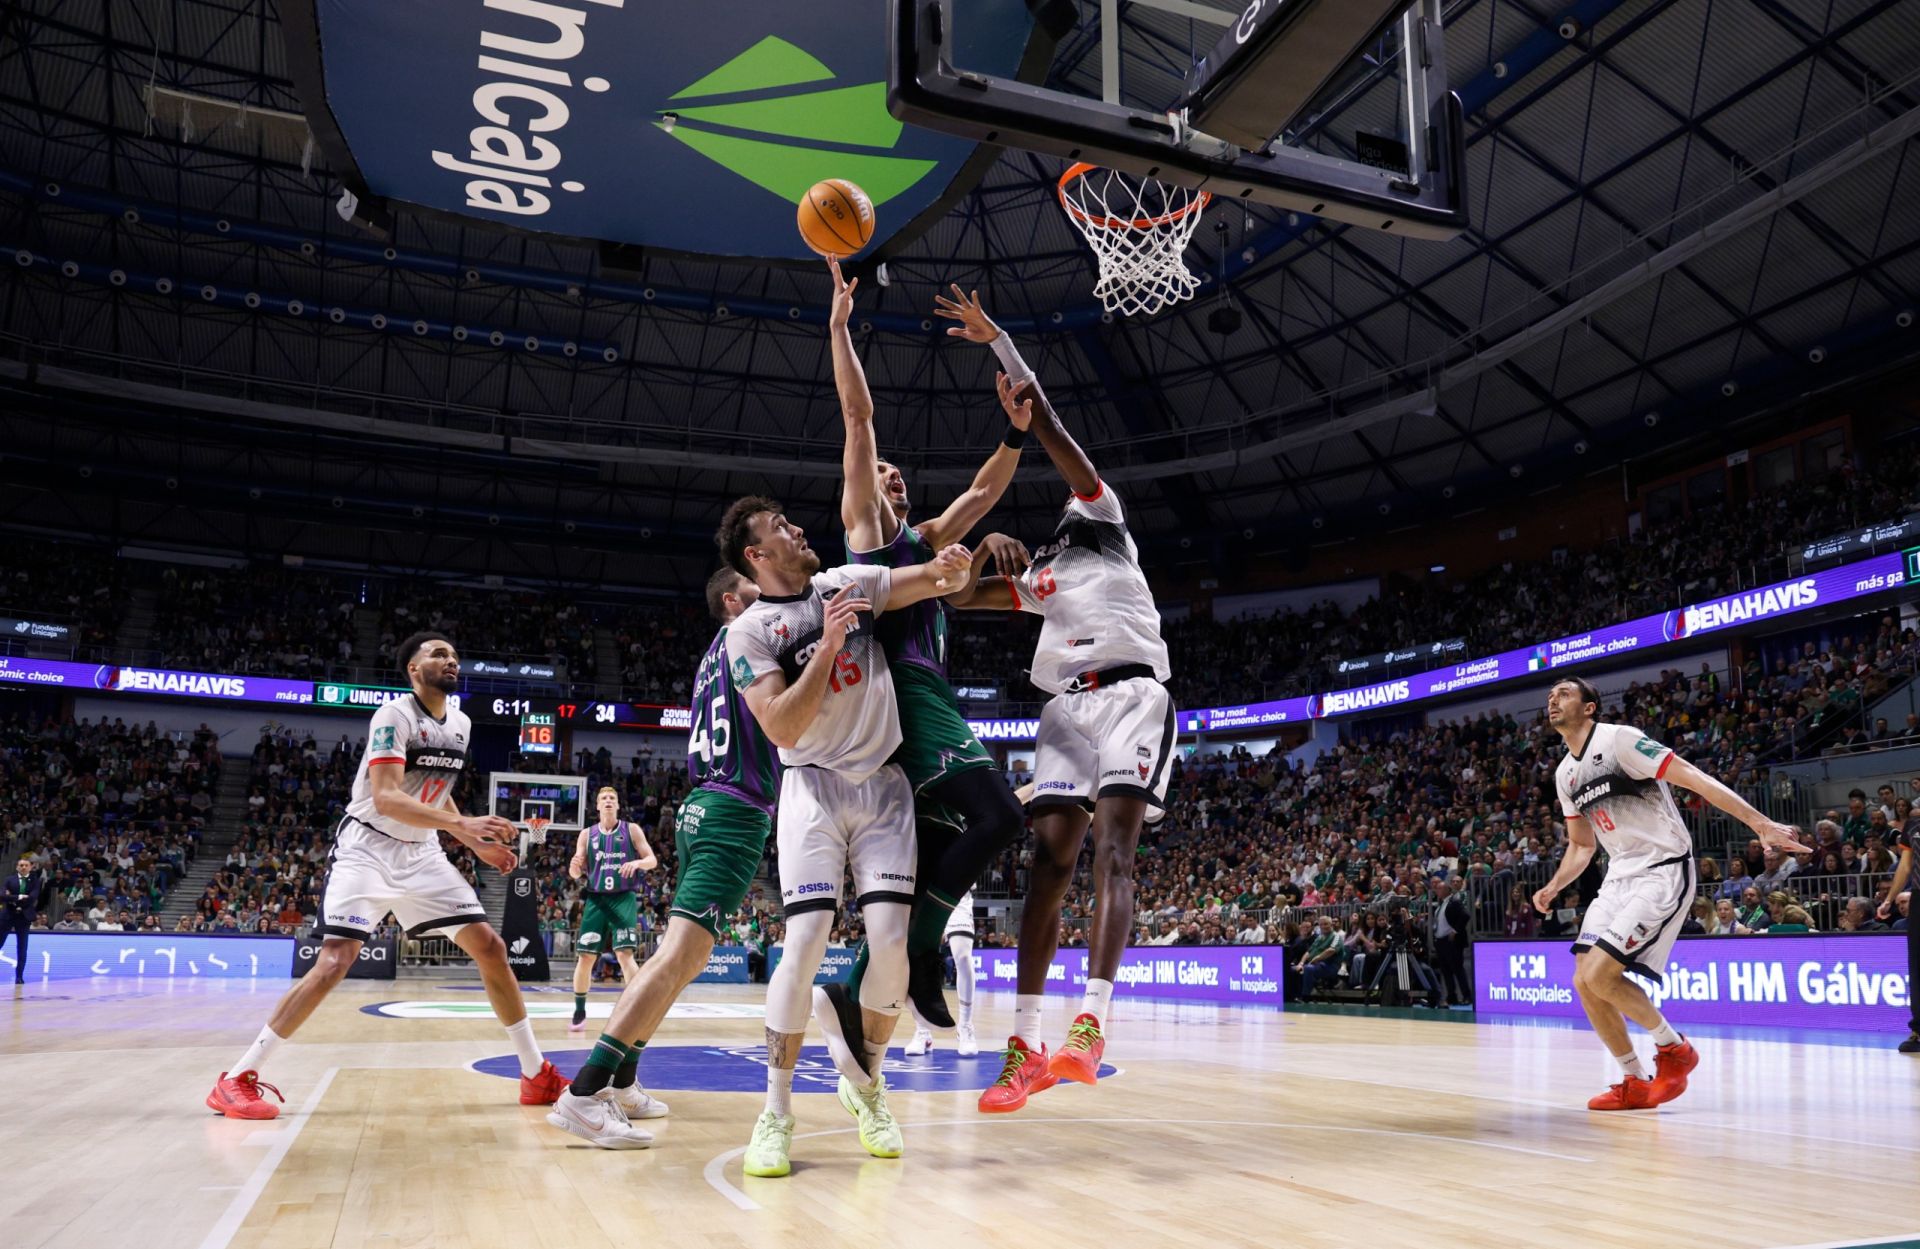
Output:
[
  {"xmin": 484, "ymin": 696, "xmax": 690, "ymax": 732},
  {"xmin": 518, "ymin": 711, "xmax": 558, "ymax": 754}
]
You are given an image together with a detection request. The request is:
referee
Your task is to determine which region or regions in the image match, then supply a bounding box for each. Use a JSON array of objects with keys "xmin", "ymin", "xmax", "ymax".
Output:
[{"xmin": 4, "ymin": 856, "xmax": 50, "ymax": 984}]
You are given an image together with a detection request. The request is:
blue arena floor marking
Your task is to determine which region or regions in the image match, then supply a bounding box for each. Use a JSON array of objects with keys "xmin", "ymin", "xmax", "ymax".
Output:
[{"xmin": 472, "ymin": 1044, "xmax": 1117, "ymax": 1093}]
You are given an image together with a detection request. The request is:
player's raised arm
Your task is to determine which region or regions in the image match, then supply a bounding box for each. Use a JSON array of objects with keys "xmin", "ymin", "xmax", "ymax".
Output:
[
  {"xmin": 1658, "ymin": 755, "xmax": 1809, "ymax": 853},
  {"xmin": 831, "ymin": 260, "xmax": 889, "ymax": 551},
  {"xmin": 1001, "ymin": 374, "xmax": 1099, "ymax": 499},
  {"xmin": 882, "ymin": 543, "xmax": 975, "ymax": 607},
  {"xmin": 736, "ymin": 588, "xmax": 867, "ymax": 749},
  {"xmin": 918, "ymin": 287, "xmax": 1030, "ymax": 549}
]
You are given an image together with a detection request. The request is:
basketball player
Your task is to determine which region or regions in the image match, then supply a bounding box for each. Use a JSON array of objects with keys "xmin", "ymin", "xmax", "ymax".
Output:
[
  {"xmin": 946, "ymin": 354, "xmax": 1174, "ymax": 1113},
  {"xmin": 717, "ymin": 494, "xmax": 970, "ymax": 1178},
  {"xmin": 832, "ymin": 262, "xmax": 1028, "ymax": 1028},
  {"xmin": 206, "ymin": 633, "xmax": 569, "ymax": 1119},
  {"xmin": 902, "ymin": 888, "xmax": 980, "ymax": 1056},
  {"xmin": 565, "ymin": 787, "xmax": 659, "ymax": 1033},
  {"xmin": 545, "ymin": 568, "xmax": 779, "ymax": 1149},
  {"xmin": 1531, "ymin": 675, "xmax": 1808, "ymax": 1109}
]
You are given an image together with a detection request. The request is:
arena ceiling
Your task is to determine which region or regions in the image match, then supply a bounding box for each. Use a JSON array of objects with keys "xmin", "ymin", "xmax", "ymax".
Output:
[{"xmin": 0, "ymin": 0, "xmax": 1917, "ymax": 589}]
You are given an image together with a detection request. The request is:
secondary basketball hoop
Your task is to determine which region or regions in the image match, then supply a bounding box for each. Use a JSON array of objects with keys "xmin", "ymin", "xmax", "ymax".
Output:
[{"xmin": 1058, "ymin": 163, "xmax": 1210, "ymax": 319}]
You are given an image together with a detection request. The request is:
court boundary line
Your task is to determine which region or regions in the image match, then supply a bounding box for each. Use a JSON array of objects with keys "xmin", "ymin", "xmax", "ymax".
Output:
[
  {"xmin": 701, "ymin": 1117, "xmax": 1594, "ymax": 1211},
  {"xmin": 196, "ymin": 1066, "xmax": 338, "ymax": 1249}
]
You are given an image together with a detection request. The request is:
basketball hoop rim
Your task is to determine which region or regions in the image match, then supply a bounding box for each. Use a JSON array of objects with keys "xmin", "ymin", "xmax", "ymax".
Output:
[{"xmin": 1057, "ymin": 162, "xmax": 1212, "ymax": 231}]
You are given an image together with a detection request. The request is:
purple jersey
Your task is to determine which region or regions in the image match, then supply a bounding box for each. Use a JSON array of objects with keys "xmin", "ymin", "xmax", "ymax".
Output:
[
  {"xmin": 847, "ymin": 522, "xmax": 948, "ymax": 676},
  {"xmin": 688, "ymin": 626, "xmax": 777, "ymax": 811}
]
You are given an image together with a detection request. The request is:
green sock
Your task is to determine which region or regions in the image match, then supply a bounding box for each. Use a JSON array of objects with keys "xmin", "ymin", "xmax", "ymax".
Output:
[
  {"xmin": 613, "ymin": 1039, "xmax": 645, "ymax": 1089},
  {"xmin": 573, "ymin": 992, "xmax": 587, "ymax": 1018},
  {"xmin": 906, "ymin": 887, "xmax": 962, "ymax": 956},
  {"xmin": 571, "ymin": 1033, "xmax": 629, "ymax": 1096}
]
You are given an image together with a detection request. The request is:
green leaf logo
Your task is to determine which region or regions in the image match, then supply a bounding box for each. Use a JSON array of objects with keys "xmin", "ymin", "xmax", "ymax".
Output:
[{"xmin": 661, "ymin": 36, "xmax": 937, "ymax": 209}]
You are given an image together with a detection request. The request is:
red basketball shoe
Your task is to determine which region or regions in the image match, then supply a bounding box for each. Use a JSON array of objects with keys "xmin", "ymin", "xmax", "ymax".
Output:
[
  {"xmin": 519, "ymin": 1059, "xmax": 569, "ymax": 1106},
  {"xmin": 1047, "ymin": 1014, "xmax": 1105, "ymax": 1086},
  {"xmin": 978, "ymin": 1038, "xmax": 1058, "ymax": 1114},
  {"xmin": 207, "ymin": 1070, "xmax": 283, "ymax": 1120},
  {"xmin": 1650, "ymin": 1039, "xmax": 1698, "ymax": 1104},
  {"xmin": 1587, "ymin": 1077, "xmax": 1659, "ymax": 1111}
]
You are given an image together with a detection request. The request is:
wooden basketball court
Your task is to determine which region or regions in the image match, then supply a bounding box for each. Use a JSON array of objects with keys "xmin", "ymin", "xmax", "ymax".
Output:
[{"xmin": 3, "ymin": 977, "xmax": 1914, "ymax": 1249}]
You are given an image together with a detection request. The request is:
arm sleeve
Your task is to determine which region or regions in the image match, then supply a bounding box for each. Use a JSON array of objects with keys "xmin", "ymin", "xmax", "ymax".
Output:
[
  {"xmin": 366, "ymin": 700, "xmax": 411, "ymax": 765},
  {"xmin": 1615, "ymin": 727, "xmax": 1674, "ymax": 780},
  {"xmin": 988, "ymin": 331, "xmax": 1037, "ymax": 389},
  {"xmin": 836, "ymin": 564, "xmax": 893, "ymax": 614},
  {"xmin": 1068, "ymin": 479, "xmax": 1125, "ymax": 524},
  {"xmin": 725, "ymin": 620, "xmax": 780, "ymax": 690}
]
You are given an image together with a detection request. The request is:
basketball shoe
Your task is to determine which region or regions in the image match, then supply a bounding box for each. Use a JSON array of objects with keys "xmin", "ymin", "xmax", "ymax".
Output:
[
  {"xmin": 611, "ymin": 1083, "xmax": 670, "ymax": 1119},
  {"xmin": 545, "ymin": 1088, "xmax": 653, "ymax": 1149},
  {"xmin": 519, "ymin": 1059, "xmax": 569, "ymax": 1105},
  {"xmin": 838, "ymin": 1073, "xmax": 904, "ymax": 1159},
  {"xmin": 978, "ymin": 1037, "xmax": 1057, "ymax": 1113},
  {"xmin": 1650, "ymin": 1039, "xmax": 1698, "ymax": 1104},
  {"xmin": 903, "ymin": 1028, "xmax": 934, "ymax": 1056},
  {"xmin": 744, "ymin": 1110, "xmax": 795, "ymax": 1178},
  {"xmin": 956, "ymin": 1022, "xmax": 979, "ymax": 1057},
  {"xmin": 1047, "ymin": 1013, "xmax": 1105, "ymax": 1085},
  {"xmin": 1588, "ymin": 1077, "xmax": 1659, "ymax": 1111},
  {"xmin": 206, "ymin": 1070, "xmax": 283, "ymax": 1120}
]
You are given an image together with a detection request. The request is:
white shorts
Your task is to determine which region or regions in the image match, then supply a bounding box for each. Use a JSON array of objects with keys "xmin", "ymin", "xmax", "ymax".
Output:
[
  {"xmin": 1573, "ymin": 855, "xmax": 1695, "ymax": 982},
  {"xmin": 776, "ymin": 764, "xmax": 916, "ymax": 916},
  {"xmin": 320, "ymin": 821, "xmax": 486, "ymax": 941},
  {"xmin": 1030, "ymin": 677, "xmax": 1176, "ymax": 819},
  {"xmin": 945, "ymin": 889, "xmax": 977, "ymax": 940}
]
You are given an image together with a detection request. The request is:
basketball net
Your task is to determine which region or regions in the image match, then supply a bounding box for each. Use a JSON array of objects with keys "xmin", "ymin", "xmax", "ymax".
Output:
[
  {"xmin": 524, "ymin": 816, "xmax": 549, "ymax": 845},
  {"xmin": 1058, "ymin": 163, "xmax": 1211, "ymax": 318}
]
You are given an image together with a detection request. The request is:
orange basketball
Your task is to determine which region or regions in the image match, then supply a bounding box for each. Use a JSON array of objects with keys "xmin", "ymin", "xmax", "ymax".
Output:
[{"xmin": 797, "ymin": 179, "xmax": 876, "ymax": 258}]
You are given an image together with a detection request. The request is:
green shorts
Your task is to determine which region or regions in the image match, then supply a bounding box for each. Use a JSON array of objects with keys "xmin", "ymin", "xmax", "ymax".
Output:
[
  {"xmin": 670, "ymin": 788, "xmax": 773, "ymax": 939},
  {"xmin": 576, "ymin": 891, "xmax": 638, "ymax": 953},
  {"xmin": 890, "ymin": 663, "xmax": 995, "ymax": 828}
]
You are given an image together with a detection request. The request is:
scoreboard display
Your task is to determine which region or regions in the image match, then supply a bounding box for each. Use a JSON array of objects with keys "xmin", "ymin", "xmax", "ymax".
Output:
[
  {"xmin": 480, "ymin": 696, "xmax": 692, "ymax": 732},
  {"xmin": 518, "ymin": 712, "xmax": 558, "ymax": 754}
]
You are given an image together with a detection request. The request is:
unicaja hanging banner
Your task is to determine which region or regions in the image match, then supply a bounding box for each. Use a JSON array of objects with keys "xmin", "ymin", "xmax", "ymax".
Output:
[
  {"xmin": 502, "ymin": 867, "xmax": 550, "ymax": 982},
  {"xmin": 279, "ymin": 0, "xmax": 1051, "ymax": 262}
]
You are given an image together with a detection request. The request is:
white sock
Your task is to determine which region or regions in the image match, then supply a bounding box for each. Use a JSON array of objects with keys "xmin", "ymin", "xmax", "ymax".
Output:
[
  {"xmin": 1649, "ymin": 1019, "xmax": 1682, "ymax": 1047},
  {"xmin": 504, "ymin": 1018, "xmax": 544, "ymax": 1079},
  {"xmin": 1014, "ymin": 994, "xmax": 1044, "ymax": 1049},
  {"xmin": 232, "ymin": 1024, "xmax": 284, "ymax": 1076},
  {"xmin": 1614, "ymin": 1049, "xmax": 1649, "ymax": 1080},
  {"xmin": 958, "ymin": 999, "xmax": 973, "ymax": 1029},
  {"xmin": 766, "ymin": 1066, "xmax": 794, "ymax": 1115},
  {"xmin": 1079, "ymin": 978, "xmax": 1115, "ymax": 1026}
]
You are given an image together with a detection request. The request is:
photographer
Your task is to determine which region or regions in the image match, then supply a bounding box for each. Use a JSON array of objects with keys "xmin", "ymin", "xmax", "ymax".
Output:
[{"xmin": 5, "ymin": 856, "xmax": 51, "ymax": 984}]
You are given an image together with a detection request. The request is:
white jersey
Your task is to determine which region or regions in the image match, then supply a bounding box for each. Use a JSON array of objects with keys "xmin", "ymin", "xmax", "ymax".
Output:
[
  {"xmin": 1553, "ymin": 721, "xmax": 1692, "ymax": 874},
  {"xmin": 1010, "ymin": 481, "xmax": 1171, "ymax": 696},
  {"xmin": 727, "ymin": 565, "xmax": 901, "ymax": 782},
  {"xmin": 342, "ymin": 694, "xmax": 473, "ymax": 843}
]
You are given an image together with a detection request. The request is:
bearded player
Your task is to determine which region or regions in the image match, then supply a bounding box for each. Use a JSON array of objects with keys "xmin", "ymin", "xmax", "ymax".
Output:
[
  {"xmin": 718, "ymin": 494, "xmax": 970, "ymax": 1177},
  {"xmin": 947, "ymin": 348, "xmax": 1174, "ymax": 1113},
  {"xmin": 1531, "ymin": 675, "xmax": 1808, "ymax": 1110},
  {"xmin": 564, "ymin": 787, "xmax": 659, "ymax": 1033},
  {"xmin": 831, "ymin": 262, "xmax": 1027, "ymax": 1029},
  {"xmin": 207, "ymin": 633, "xmax": 568, "ymax": 1119},
  {"xmin": 546, "ymin": 568, "xmax": 779, "ymax": 1148}
]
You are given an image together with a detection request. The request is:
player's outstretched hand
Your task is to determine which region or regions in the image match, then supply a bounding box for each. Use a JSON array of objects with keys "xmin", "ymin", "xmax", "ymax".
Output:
[
  {"xmin": 462, "ymin": 813, "xmax": 519, "ymax": 845},
  {"xmin": 1531, "ymin": 885, "xmax": 1557, "ymax": 916},
  {"xmin": 1752, "ymin": 818, "xmax": 1810, "ymax": 854},
  {"xmin": 930, "ymin": 543, "xmax": 973, "ymax": 589},
  {"xmin": 828, "ymin": 258, "xmax": 858, "ymax": 330},
  {"xmin": 979, "ymin": 532, "xmax": 1030, "ymax": 577},
  {"xmin": 933, "ymin": 284, "xmax": 999, "ymax": 343},
  {"xmin": 821, "ymin": 591, "xmax": 869, "ymax": 654},
  {"xmin": 474, "ymin": 841, "xmax": 518, "ymax": 874}
]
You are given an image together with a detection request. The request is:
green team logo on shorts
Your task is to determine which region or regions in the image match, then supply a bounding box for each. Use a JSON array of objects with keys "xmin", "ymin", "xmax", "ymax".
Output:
[
  {"xmin": 731, "ymin": 656, "xmax": 756, "ymax": 688},
  {"xmin": 371, "ymin": 725, "xmax": 396, "ymax": 751}
]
